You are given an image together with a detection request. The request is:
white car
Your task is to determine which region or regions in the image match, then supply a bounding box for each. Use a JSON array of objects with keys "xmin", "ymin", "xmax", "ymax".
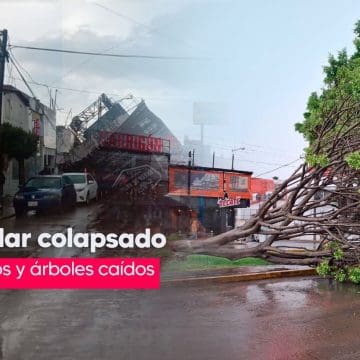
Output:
[{"xmin": 63, "ymin": 173, "xmax": 98, "ymax": 204}]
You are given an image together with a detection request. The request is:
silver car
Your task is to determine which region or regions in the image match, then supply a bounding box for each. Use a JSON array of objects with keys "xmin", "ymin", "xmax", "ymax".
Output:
[{"xmin": 63, "ymin": 173, "xmax": 98, "ymax": 204}]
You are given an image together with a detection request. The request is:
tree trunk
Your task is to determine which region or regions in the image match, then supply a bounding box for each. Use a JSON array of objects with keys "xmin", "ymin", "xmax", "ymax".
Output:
[
  {"xmin": 172, "ymin": 242, "xmax": 330, "ymax": 265},
  {"xmin": 18, "ymin": 158, "xmax": 25, "ymax": 186}
]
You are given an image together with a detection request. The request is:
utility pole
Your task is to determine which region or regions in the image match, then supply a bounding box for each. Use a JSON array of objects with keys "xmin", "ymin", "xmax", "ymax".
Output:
[
  {"xmin": 187, "ymin": 150, "xmax": 192, "ymax": 210},
  {"xmin": 0, "ymin": 30, "xmax": 8, "ymax": 208},
  {"xmin": 231, "ymin": 146, "xmax": 246, "ymax": 170},
  {"xmin": 187, "ymin": 150, "xmax": 192, "ymax": 196},
  {"xmin": 0, "ymin": 29, "xmax": 8, "ymax": 125}
]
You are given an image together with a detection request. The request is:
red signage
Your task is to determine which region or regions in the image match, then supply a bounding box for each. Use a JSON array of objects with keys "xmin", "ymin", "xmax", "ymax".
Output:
[
  {"xmin": 98, "ymin": 131, "xmax": 168, "ymax": 154},
  {"xmin": 217, "ymin": 197, "xmax": 242, "ymax": 208},
  {"xmin": 33, "ymin": 118, "xmax": 41, "ymax": 136}
]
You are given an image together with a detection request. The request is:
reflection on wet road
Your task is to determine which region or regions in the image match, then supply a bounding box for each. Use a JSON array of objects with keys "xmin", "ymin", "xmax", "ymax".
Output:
[
  {"xmin": 0, "ymin": 278, "xmax": 358, "ymax": 360},
  {"xmin": 0, "ymin": 203, "xmax": 98, "ymax": 235},
  {"xmin": 0, "ymin": 206, "xmax": 359, "ymax": 359},
  {"xmin": 0, "ymin": 204, "xmax": 99, "ymax": 257}
]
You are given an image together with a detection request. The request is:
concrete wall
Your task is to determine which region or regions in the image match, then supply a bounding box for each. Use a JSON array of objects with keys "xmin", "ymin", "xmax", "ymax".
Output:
[
  {"xmin": 1, "ymin": 91, "xmax": 56, "ymax": 196},
  {"xmin": 2, "ymin": 92, "xmax": 31, "ymax": 130},
  {"xmin": 1, "ymin": 92, "xmax": 33, "ymax": 196}
]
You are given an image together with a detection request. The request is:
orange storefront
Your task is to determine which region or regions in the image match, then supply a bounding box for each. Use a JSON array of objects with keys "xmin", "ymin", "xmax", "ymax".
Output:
[{"xmin": 168, "ymin": 165, "xmax": 252, "ymax": 234}]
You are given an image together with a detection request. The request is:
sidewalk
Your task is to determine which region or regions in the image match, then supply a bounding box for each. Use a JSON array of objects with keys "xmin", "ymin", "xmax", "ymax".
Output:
[
  {"xmin": 0, "ymin": 196, "xmax": 15, "ymax": 220},
  {"xmin": 161, "ymin": 265, "xmax": 317, "ymax": 285}
]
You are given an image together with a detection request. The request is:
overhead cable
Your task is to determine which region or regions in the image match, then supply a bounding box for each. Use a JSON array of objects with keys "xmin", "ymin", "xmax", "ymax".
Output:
[{"xmin": 10, "ymin": 45, "xmax": 208, "ymax": 61}]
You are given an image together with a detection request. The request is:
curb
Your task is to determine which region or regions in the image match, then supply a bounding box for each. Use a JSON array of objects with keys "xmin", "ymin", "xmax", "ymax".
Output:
[
  {"xmin": 161, "ymin": 268, "xmax": 317, "ymax": 286},
  {"xmin": 0, "ymin": 213, "xmax": 15, "ymax": 221},
  {"xmin": 0, "ymin": 211, "xmax": 15, "ymax": 220}
]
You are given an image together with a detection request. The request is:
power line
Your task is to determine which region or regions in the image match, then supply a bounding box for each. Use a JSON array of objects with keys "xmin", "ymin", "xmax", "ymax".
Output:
[
  {"xmin": 11, "ymin": 48, "xmax": 59, "ymax": 106},
  {"xmin": 254, "ymin": 158, "xmax": 302, "ymax": 177},
  {"xmin": 9, "ymin": 76, "xmax": 195, "ymax": 103},
  {"xmin": 48, "ymin": 43, "xmax": 123, "ymax": 88},
  {"xmin": 235, "ymin": 158, "xmax": 299, "ymax": 167},
  {"xmin": 210, "ymin": 152, "xmax": 300, "ymax": 169},
  {"xmin": 93, "ymin": 2, "xmax": 161, "ymax": 34},
  {"xmin": 9, "ymin": 45, "xmax": 208, "ymax": 61},
  {"xmin": 203, "ymin": 134, "xmax": 300, "ymax": 155},
  {"xmin": 48, "ymin": 2, "xmax": 201, "ymax": 87},
  {"xmin": 205, "ymin": 140, "xmax": 300, "ymax": 160},
  {"xmin": 9, "ymin": 49, "xmax": 56, "ymax": 106},
  {"xmin": 92, "ymin": 2, "xmax": 198, "ymax": 52},
  {"xmin": 7, "ymin": 51, "xmax": 301, "ymax": 165},
  {"xmin": 15, "ymin": 77, "xmax": 116, "ymax": 96},
  {"xmin": 9, "ymin": 48, "xmax": 37, "ymax": 83},
  {"xmin": 8, "ymin": 54, "xmax": 58, "ymax": 132},
  {"xmin": 8, "ymin": 55, "xmax": 37, "ymax": 99}
]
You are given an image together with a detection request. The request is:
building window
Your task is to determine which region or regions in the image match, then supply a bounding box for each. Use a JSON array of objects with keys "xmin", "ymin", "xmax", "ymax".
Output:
[{"xmin": 230, "ymin": 175, "xmax": 248, "ymax": 191}]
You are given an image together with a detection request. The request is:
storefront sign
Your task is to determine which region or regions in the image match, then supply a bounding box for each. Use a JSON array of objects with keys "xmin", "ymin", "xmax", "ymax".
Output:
[
  {"xmin": 217, "ymin": 197, "xmax": 242, "ymax": 208},
  {"xmin": 174, "ymin": 170, "xmax": 220, "ymax": 190},
  {"xmin": 168, "ymin": 166, "xmax": 252, "ymax": 199},
  {"xmin": 98, "ymin": 131, "xmax": 168, "ymax": 154},
  {"xmin": 33, "ymin": 118, "xmax": 41, "ymax": 136}
]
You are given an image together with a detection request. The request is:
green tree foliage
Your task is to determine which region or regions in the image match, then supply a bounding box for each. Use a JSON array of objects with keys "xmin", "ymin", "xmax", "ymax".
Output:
[
  {"xmin": 173, "ymin": 21, "xmax": 360, "ymax": 269},
  {"xmin": 0, "ymin": 123, "xmax": 38, "ymax": 185},
  {"xmin": 317, "ymin": 261, "xmax": 360, "ymax": 284},
  {"xmin": 297, "ymin": 21, "xmax": 360, "ymax": 283},
  {"xmin": 295, "ymin": 21, "xmax": 360, "ymax": 153},
  {"xmin": 345, "ymin": 151, "xmax": 360, "ymax": 170},
  {"xmin": 316, "ymin": 241, "xmax": 360, "ymax": 284}
]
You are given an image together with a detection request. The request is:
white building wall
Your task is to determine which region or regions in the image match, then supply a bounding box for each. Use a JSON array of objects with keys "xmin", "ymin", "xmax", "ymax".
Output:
[
  {"xmin": 1, "ymin": 92, "xmax": 32, "ymax": 196},
  {"xmin": 2, "ymin": 92, "xmax": 31, "ymax": 130}
]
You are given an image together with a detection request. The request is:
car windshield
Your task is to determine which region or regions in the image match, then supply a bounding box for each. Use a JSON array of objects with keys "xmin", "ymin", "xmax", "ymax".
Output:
[
  {"xmin": 25, "ymin": 177, "xmax": 61, "ymax": 189},
  {"xmin": 66, "ymin": 175, "xmax": 86, "ymax": 184}
]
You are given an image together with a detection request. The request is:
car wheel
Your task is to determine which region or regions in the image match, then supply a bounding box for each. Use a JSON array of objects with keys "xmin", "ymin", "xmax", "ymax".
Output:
[
  {"xmin": 58, "ymin": 200, "xmax": 66, "ymax": 214},
  {"xmin": 86, "ymin": 192, "xmax": 90, "ymax": 205},
  {"xmin": 15, "ymin": 207, "xmax": 25, "ymax": 217}
]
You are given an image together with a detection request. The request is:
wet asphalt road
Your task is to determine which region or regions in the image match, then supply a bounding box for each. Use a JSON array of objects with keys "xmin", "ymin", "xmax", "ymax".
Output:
[
  {"xmin": 0, "ymin": 204, "xmax": 99, "ymax": 257},
  {"xmin": 0, "ymin": 203, "xmax": 97, "ymax": 238},
  {"xmin": 0, "ymin": 206, "xmax": 359, "ymax": 359},
  {"xmin": 0, "ymin": 278, "xmax": 358, "ymax": 360}
]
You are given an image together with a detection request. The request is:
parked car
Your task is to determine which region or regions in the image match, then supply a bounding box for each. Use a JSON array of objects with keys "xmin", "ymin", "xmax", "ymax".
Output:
[
  {"xmin": 13, "ymin": 175, "xmax": 76, "ymax": 217},
  {"xmin": 62, "ymin": 172, "xmax": 98, "ymax": 204}
]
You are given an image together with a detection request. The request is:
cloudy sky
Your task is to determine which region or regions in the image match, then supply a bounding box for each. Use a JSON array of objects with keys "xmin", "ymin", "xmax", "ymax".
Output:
[{"xmin": 1, "ymin": 0, "xmax": 360, "ymax": 177}]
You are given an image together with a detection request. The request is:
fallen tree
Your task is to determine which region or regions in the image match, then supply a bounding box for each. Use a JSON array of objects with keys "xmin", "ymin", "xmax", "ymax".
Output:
[{"xmin": 172, "ymin": 23, "xmax": 360, "ymax": 273}]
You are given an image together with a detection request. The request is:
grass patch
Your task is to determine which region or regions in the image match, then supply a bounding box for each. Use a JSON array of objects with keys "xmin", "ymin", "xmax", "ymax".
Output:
[{"xmin": 163, "ymin": 254, "xmax": 272, "ymax": 272}]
